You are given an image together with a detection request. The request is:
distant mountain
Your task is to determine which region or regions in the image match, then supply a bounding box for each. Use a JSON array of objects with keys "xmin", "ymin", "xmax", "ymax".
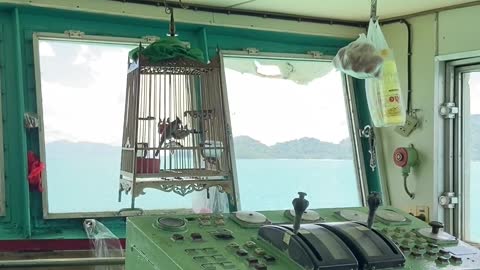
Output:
[
  {"xmin": 46, "ymin": 140, "xmax": 121, "ymax": 156},
  {"xmin": 233, "ymin": 136, "xmax": 353, "ymax": 159}
]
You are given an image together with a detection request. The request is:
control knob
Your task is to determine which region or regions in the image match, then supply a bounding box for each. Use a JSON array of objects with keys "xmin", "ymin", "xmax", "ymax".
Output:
[{"xmin": 430, "ymin": 221, "xmax": 444, "ymax": 234}]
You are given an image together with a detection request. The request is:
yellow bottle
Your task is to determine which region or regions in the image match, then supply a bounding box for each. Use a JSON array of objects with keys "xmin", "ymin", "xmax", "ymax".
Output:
[{"xmin": 380, "ymin": 49, "xmax": 405, "ymax": 126}]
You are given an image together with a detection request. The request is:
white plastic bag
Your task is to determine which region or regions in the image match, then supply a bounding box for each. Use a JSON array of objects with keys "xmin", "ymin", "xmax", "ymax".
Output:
[
  {"xmin": 365, "ymin": 19, "xmax": 406, "ymax": 127},
  {"xmin": 84, "ymin": 219, "xmax": 124, "ymax": 270},
  {"xmin": 333, "ymin": 34, "xmax": 384, "ymax": 79}
]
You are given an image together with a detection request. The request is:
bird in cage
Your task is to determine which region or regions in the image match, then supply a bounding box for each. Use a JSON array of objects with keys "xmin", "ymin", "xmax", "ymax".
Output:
[{"xmin": 155, "ymin": 117, "xmax": 197, "ymax": 156}]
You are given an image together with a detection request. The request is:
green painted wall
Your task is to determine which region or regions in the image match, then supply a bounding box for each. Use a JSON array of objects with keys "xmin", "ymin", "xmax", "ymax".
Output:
[{"xmin": 0, "ymin": 4, "xmax": 377, "ymax": 240}]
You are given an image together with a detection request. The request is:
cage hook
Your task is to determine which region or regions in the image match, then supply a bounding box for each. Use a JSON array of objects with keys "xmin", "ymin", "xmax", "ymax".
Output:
[
  {"xmin": 163, "ymin": 0, "xmax": 177, "ymax": 36},
  {"xmin": 178, "ymin": 0, "xmax": 188, "ymax": 9},
  {"xmin": 370, "ymin": 0, "xmax": 378, "ymax": 22},
  {"xmin": 163, "ymin": 0, "xmax": 172, "ymax": 14}
]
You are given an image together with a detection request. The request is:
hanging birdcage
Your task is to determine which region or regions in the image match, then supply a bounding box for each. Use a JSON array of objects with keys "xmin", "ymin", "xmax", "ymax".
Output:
[{"xmin": 118, "ymin": 38, "xmax": 237, "ymax": 209}]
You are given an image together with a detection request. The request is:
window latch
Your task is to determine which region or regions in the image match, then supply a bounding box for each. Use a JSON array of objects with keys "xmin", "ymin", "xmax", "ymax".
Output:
[
  {"xmin": 142, "ymin": 36, "xmax": 160, "ymax": 43},
  {"xmin": 307, "ymin": 51, "xmax": 323, "ymax": 58},
  {"xmin": 244, "ymin": 48, "xmax": 259, "ymax": 54},
  {"xmin": 64, "ymin": 30, "xmax": 85, "ymax": 39},
  {"xmin": 439, "ymin": 192, "xmax": 458, "ymax": 209},
  {"xmin": 439, "ymin": 102, "xmax": 459, "ymax": 119}
]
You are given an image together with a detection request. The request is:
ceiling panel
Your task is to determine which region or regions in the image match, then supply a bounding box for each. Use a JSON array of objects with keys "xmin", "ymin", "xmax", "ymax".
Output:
[{"xmin": 181, "ymin": 0, "xmax": 480, "ymax": 21}]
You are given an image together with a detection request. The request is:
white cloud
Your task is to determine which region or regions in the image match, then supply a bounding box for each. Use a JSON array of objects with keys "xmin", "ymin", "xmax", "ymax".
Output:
[
  {"xmin": 39, "ymin": 41, "xmax": 55, "ymax": 57},
  {"xmin": 224, "ymin": 62, "xmax": 350, "ymax": 145}
]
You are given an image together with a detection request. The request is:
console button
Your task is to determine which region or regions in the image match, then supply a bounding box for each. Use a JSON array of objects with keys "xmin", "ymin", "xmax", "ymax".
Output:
[
  {"xmin": 172, "ymin": 234, "xmax": 184, "ymax": 241},
  {"xmin": 221, "ymin": 262, "xmax": 236, "ymax": 269},
  {"xmin": 263, "ymin": 254, "xmax": 276, "ymax": 263},
  {"xmin": 254, "ymin": 263, "xmax": 268, "ymax": 270},
  {"xmin": 426, "ymin": 250, "xmax": 438, "ymax": 257},
  {"xmin": 400, "ymin": 244, "xmax": 411, "ymax": 253},
  {"xmin": 227, "ymin": 242, "xmax": 240, "ymax": 249},
  {"xmin": 254, "ymin": 248, "xmax": 266, "ymax": 256},
  {"xmin": 244, "ymin": 241, "xmax": 256, "ymax": 249},
  {"xmin": 194, "ymin": 256, "xmax": 209, "ymax": 263},
  {"xmin": 201, "ymin": 264, "xmax": 217, "ymax": 270},
  {"xmin": 236, "ymin": 249, "xmax": 248, "ymax": 257},
  {"xmin": 411, "ymin": 250, "xmax": 423, "ymax": 258},
  {"xmin": 191, "ymin": 233, "xmax": 203, "ymax": 241},
  {"xmin": 215, "ymin": 218, "xmax": 225, "ymax": 226},
  {"xmin": 203, "ymin": 248, "xmax": 217, "ymax": 254},
  {"xmin": 212, "ymin": 255, "xmax": 227, "ymax": 262},
  {"xmin": 450, "ymin": 255, "xmax": 463, "ymax": 264},
  {"xmin": 212, "ymin": 229, "xmax": 234, "ymax": 240},
  {"xmin": 436, "ymin": 256, "xmax": 450, "ymax": 266},
  {"xmin": 246, "ymin": 256, "xmax": 259, "ymax": 265},
  {"xmin": 439, "ymin": 249, "xmax": 451, "ymax": 258}
]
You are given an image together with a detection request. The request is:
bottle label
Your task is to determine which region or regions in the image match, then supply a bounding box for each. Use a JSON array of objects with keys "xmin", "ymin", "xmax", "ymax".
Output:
[{"xmin": 382, "ymin": 60, "xmax": 402, "ymax": 118}]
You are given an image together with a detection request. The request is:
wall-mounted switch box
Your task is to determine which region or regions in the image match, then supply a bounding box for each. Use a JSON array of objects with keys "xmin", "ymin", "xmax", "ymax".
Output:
[{"xmin": 415, "ymin": 205, "xmax": 429, "ymax": 222}]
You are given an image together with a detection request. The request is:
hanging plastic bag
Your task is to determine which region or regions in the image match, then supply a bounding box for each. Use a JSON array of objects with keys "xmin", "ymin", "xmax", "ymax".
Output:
[
  {"xmin": 365, "ymin": 19, "xmax": 406, "ymax": 127},
  {"xmin": 192, "ymin": 186, "xmax": 230, "ymax": 214},
  {"xmin": 84, "ymin": 219, "xmax": 124, "ymax": 270},
  {"xmin": 333, "ymin": 33, "xmax": 384, "ymax": 79}
]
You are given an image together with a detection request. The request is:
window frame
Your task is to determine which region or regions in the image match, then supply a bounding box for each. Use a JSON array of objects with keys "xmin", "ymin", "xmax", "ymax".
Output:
[
  {"xmin": 439, "ymin": 54, "xmax": 480, "ymax": 243},
  {"xmin": 33, "ymin": 32, "xmax": 198, "ymax": 219},
  {"xmin": 219, "ymin": 50, "xmax": 369, "ymax": 207},
  {"xmin": 0, "ymin": 23, "xmax": 6, "ymax": 217}
]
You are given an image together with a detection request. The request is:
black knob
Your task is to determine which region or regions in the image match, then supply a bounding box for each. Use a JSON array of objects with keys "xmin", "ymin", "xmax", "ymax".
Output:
[
  {"xmin": 436, "ymin": 255, "xmax": 450, "ymax": 265},
  {"xmin": 292, "ymin": 192, "xmax": 309, "ymax": 234},
  {"xmin": 429, "ymin": 221, "xmax": 444, "ymax": 234},
  {"xmin": 367, "ymin": 192, "xmax": 382, "ymax": 228}
]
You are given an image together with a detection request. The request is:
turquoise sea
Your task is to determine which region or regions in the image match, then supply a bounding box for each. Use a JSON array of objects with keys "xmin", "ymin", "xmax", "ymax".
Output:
[{"xmin": 45, "ymin": 147, "xmax": 480, "ymax": 242}]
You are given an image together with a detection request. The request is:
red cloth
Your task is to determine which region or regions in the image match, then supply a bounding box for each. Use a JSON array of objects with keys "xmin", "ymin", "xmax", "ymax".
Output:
[{"xmin": 27, "ymin": 151, "xmax": 45, "ymax": 192}]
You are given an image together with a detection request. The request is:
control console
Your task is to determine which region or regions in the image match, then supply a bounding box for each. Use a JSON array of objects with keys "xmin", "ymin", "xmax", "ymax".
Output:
[{"xmin": 126, "ymin": 200, "xmax": 480, "ymax": 269}]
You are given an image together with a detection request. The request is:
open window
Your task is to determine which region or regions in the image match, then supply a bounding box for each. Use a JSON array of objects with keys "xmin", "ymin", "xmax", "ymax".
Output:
[
  {"xmin": 34, "ymin": 33, "xmax": 208, "ymax": 218},
  {"xmin": 221, "ymin": 52, "xmax": 365, "ymax": 211},
  {"xmin": 442, "ymin": 57, "xmax": 480, "ymax": 244}
]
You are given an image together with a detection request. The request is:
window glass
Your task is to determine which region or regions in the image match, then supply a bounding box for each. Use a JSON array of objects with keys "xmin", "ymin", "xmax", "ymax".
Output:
[
  {"xmin": 467, "ymin": 71, "xmax": 480, "ymax": 242},
  {"xmin": 223, "ymin": 57, "xmax": 361, "ymax": 211},
  {"xmin": 38, "ymin": 38, "xmax": 195, "ymax": 214}
]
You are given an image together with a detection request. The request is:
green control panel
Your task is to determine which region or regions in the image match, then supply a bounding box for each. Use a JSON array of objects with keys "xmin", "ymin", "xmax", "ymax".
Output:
[{"xmin": 126, "ymin": 207, "xmax": 480, "ymax": 270}]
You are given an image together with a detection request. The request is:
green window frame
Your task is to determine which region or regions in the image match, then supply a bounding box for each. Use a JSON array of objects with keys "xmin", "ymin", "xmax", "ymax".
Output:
[{"xmin": 0, "ymin": 5, "xmax": 379, "ymax": 240}]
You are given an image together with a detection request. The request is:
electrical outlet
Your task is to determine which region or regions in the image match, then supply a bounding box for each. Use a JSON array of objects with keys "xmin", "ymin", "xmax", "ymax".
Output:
[
  {"xmin": 395, "ymin": 114, "xmax": 419, "ymax": 137},
  {"xmin": 415, "ymin": 205, "xmax": 429, "ymax": 222}
]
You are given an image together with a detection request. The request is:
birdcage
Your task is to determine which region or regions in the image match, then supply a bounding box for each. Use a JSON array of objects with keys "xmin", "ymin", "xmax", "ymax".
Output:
[{"xmin": 118, "ymin": 43, "xmax": 236, "ymax": 209}]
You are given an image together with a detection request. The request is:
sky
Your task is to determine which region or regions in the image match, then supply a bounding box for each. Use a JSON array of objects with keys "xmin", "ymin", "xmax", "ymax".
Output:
[
  {"xmin": 469, "ymin": 72, "xmax": 480, "ymax": 115},
  {"xmin": 39, "ymin": 40, "xmax": 351, "ymax": 147}
]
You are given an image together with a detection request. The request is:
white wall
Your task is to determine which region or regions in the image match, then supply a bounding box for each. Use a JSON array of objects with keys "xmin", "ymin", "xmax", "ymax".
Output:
[{"xmin": 380, "ymin": 5, "xmax": 480, "ymax": 220}]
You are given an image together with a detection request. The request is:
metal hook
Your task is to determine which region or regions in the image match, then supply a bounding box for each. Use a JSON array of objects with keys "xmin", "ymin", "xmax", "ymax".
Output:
[
  {"xmin": 371, "ymin": 0, "xmax": 378, "ymax": 22},
  {"xmin": 178, "ymin": 0, "xmax": 188, "ymax": 9},
  {"xmin": 164, "ymin": 0, "xmax": 172, "ymax": 14}
]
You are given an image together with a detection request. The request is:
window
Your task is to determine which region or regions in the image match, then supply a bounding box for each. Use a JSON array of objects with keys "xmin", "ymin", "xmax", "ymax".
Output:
[
  {"xmin": 35, "ymin": 34, "xmax": 201, "ymax": 218},
  {"xmin": 465, "ymin": 70, "xmax": 480, "ymax": 243},
  {"xmin": 222, "ymin": 54, "xmax": 363, "ymax": 211},
  {"xmin": 442, "ymin": 57, "xmax": 480, "ymax": 243}
]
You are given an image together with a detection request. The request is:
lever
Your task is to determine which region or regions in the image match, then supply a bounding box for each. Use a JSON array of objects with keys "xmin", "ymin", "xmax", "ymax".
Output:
[
  {"xmin": 292, "ymin": 192, "xmax": 309, "ymax": 234},
  {"xmin": 367, "ymin": 192, "xmax": 382, "ymax": 229},
  {"xmin": 429, "ymin": 221, "xmax": 444, "ymax": 234}
]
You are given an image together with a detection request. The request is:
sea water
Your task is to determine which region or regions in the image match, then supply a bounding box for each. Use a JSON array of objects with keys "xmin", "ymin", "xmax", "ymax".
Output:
[{"xmin": 46, "ymin": 155, "xmax": 480, "ymax": 242}]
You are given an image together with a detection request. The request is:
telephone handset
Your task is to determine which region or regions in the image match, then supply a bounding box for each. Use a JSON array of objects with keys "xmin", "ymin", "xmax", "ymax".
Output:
[{"xmin": 393, "ymin": 145, "xmax": 418, "ymax": 199}]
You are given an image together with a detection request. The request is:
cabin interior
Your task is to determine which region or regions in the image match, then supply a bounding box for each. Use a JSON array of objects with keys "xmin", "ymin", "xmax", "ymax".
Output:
[{"xmin": 0, "ymin": 0, "xmax": 480, "ymax": 269}]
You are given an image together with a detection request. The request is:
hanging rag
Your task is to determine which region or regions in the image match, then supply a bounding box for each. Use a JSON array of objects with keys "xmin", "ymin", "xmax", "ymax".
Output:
[
  {"xmin": 27, "ymin": 151, "xmax": 45, "ymax": 192},
  {"xmin": 129, "ymin": 37, "xmax": 204, "ymax": 63}
]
